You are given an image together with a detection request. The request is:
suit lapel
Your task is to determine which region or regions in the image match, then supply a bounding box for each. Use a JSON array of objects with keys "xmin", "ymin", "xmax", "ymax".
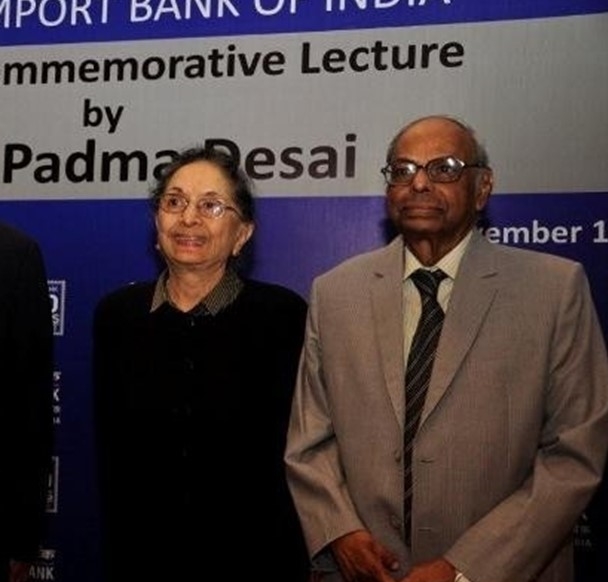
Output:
[
  {"xmin": 420, "ymin": 232, "xmax": 499, "ymax": 428},
  {"xmin": 370, "ymin": 237, "xmax": 408, "ymax": 428}
]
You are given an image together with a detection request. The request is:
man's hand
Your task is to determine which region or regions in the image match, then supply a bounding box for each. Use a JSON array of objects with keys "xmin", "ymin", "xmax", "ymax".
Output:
[
  {"xmin": 330, "ymin": 529, "xmax": 400, "ymax": 582},
  {"xmin": 402, "ymin": 558, "xmax": 456, "ymax": 582}
]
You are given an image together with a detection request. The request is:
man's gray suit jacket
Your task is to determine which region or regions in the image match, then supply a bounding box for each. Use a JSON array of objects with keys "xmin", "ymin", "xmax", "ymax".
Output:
[{"xmin": 286, "ymin": 230, "xmax": 608, "ymax": 582}]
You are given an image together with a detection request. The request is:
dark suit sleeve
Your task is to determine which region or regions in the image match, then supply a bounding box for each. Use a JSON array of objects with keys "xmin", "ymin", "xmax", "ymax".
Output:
[
  {"xmin": 2, "ymin": 235, "xmax": 54, "ymax": 561},
  {"xmin": 91, "ymin": 291, "xmax": 132, "ymax": 580}
]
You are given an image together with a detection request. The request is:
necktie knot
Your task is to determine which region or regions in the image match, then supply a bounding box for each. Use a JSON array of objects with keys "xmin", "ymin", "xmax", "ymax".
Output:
[{"xmin": 410, "ymin": 268, "xmax": 447, "ymax": 300}]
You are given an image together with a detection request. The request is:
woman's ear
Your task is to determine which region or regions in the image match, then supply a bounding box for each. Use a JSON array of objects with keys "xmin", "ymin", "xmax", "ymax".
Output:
[{"xmin": 233, "ymin": 222, "xmax": 255, "ymax": 256}]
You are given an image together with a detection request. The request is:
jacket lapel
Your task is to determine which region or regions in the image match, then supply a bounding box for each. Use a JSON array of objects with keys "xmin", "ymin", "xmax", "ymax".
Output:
[
  {"xmin": 420, "ymin": 232, "xmax": 499, "ymax": 427},
  {"xmin": 370, "ymin": 236, "xmax": 408, "ymax": 428}
]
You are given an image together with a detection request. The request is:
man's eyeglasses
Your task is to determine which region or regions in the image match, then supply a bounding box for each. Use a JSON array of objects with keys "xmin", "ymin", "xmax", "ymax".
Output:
[
  {"xmin": 381, "ymin": 155, "xmax": 486, "ymax": 186},
  {"xmin": 158, "ymin": 194, "xmax": 242, "ymax": 219}
]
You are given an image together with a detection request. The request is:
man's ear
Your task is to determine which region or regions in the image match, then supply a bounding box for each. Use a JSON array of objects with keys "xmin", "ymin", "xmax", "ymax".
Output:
[{"xmin": 475, "ymin": 169, "xmax": 493, "ymax": 211}]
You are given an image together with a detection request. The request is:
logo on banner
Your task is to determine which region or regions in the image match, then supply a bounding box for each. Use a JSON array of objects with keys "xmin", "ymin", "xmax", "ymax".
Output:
[
  {"xmin": 30, "ymin": 548, "xmax": 56, "ymax": 582},
  {"xmin": 53, "ymin": 370, "xmax": 62, "ymax": 426},
  {"xmin": 48, "ymin": 280, "xmax": 66, "ymax": 336},
  {"xmin": 46, "ymin": 455, "xmax": 59, "ymax": 514}
]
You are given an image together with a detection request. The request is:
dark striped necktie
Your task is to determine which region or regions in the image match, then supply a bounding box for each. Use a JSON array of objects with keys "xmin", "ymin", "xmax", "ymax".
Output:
[{"xmin": 403, "ymin": 268, "xmax": 448, "ymax": 545}]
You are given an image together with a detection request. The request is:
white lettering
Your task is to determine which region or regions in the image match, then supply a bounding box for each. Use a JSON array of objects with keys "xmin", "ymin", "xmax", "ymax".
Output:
[
  {"xmin": 482, "ymin": 220, "xmax": 583, "ymax": 245},
  {"xmin": 16, "ymin": 0, "xmax": 37, "ymax": 26},
  {"xmin": 0, "ymin": 0, "xmax": 104, "ymax": 27},
  {"xmin": 152, "ymin": 0, "xmax": 182, "ymax": 21},
  {"xmin": 39, "ymin": 0, "xmax": 67, "ymax": 27},
  {"xmin": 130, "ymin": 0, "xmax": 153, "ymax": 21},
  {"xmin": 255, "ymin": 0, "xmax": 303, "ymax": 16},
  {"xmin": 325, "ymin": 0, "xmax": 451, "ymax": 9},
  {"xmin": 130, "ymin": 0, "xmax": 238, "ymax": 21}
]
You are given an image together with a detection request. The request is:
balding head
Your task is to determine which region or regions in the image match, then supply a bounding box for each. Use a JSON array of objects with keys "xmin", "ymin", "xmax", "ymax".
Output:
[{"xmin": 386, "ymin": 115, "xmax": 489, "ymax": 168}]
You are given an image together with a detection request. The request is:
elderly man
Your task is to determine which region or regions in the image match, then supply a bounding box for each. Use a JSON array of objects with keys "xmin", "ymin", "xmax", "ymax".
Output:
[{"xmin": 286, "ymin": 115, "xmax": 608, "ymax": 582}]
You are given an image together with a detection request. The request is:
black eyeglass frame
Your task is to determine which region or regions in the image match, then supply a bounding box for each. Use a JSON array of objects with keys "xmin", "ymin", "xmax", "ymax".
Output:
[{"xmin": 380, "ymin": 155, "xmax": 487, "ymax": 186}]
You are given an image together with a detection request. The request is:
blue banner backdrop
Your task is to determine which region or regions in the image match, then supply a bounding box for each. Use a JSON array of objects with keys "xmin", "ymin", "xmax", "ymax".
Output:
[{"xmin": 1, "ymin": 190, "xmax": 607, "ymax": 582}]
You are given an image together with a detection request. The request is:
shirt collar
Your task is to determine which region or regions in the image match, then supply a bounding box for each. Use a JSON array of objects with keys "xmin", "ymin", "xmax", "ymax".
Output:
[
  {"xmin": 403, "ymin": 230, "xmax": 473, "ymax": 281},
  {"xmin": 150, "ymin": 267, "xmax": 243, "ymax": 315}
]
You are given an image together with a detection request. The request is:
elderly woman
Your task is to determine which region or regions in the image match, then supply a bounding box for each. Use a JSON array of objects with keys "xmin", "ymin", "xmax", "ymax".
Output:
[{"xmin": 93, "ymin": 146, "xmax": 309, "ymax": 581}]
